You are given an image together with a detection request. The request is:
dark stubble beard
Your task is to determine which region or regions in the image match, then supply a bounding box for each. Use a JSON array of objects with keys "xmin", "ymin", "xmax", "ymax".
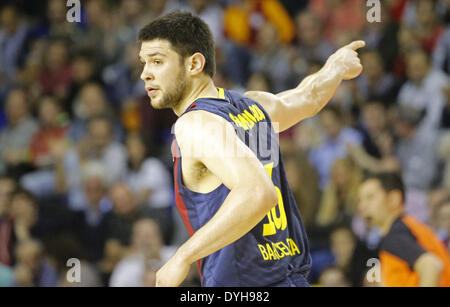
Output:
[{"xmin": 157, "ymin": 68, "xmax": 190, "ymax": 109}]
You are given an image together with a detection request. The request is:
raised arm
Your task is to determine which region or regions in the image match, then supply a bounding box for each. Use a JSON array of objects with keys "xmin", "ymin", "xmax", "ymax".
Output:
[
  {"xmin": 245, "ymin": 40, "xmax": 365, "ymax": 133},
  {"xmin": 156, "ymin": 111, "xmax": 278, "ymax": 287}
]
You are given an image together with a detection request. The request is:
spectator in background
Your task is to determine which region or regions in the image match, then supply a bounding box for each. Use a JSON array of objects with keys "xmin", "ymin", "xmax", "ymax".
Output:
[
  {"xmin": 113, "ymin": 0, "xmax": 147, "ymax": 51},
  {"xmin": 56, "ymin": 115, "xmax": 127, "ymax": 210},
  {"xmin": 42, "ymin": 232, "xmax": 103, "ymax": 287},
  {"xmin": 13, "ymin": 38, "xmax": 45, "ymax": 107},
  {"xmin": 308, "ymin": 106, "xmax": 363, "ymax": 188},
  {"xmin": 0, "ymin": 88, "xmax": 38, "ymax": 178},
  {"xmin": 330, "ymin": 227, "xmax": 356, "ymax": 273},
  {"xmin": 311, "ymin": 226, "xmax": 351, "ymax": 283},
  {"xmin": 100, "ymin": 182, "xmax": 165, "ymax": 282},
  {"xmin": 361, "ymin": 2, "xmax": 399, "ymax": 70},
  {"xmin": 9, "ymin": 189, "xmax": 39, "ymax": 244},
  {"xmin": 393, "ymin": 24, "xmax": 421, "ymax": 77},
  {"xmin": 347, "ymin": 102, "xmax": 401, "ymax": 174},
  {"xmin": 13, "ymin": 239, "xmax": 58, "ymax": 287},
  {"xmin": 412, "ymin": 0, "xmax": 445, "ymax": 54},
  {"xmin": 433, "ymin": 27, "xmax": 450, "ymax": 74},
  {"xmin": 0, "ymin": 5, "xmax": 30, "ymax": 96},
  {"xmin": 330, "ymin": 226, "xmax": 380, "ymax": 287},
  {"xmin": 106, "ymin": 182, "xmax": 150, "ymax": 246},
  {"xmin": 102, "ymin": 43, "xmax": 146, "ymax": 107},
  {"xmin": 347, "ymin": 130, "xmax": 401, "ymax": 175},
  {"xmin": 398, "ymin": 49, "xmax": 449, "ymax": 131},
  {"xmin": 74, "ymin": 161, "xmax": 113, "ymax": 263},
  {"xmin": 20, "ymin": 96, "xmax": 69, "ymax": 198},
  {"xmin": 355, "ymin": 50, "xmax": 399, "ymax": 107},
  {"xmin": 222, "ymin": 0, "xmax": 296, "ymax": 86},
  {"xmin": 30, "ymin": 96, "xmax": 69, "ymax": 169},
  {"xmin": 283, "ymin": 153, "xmax": 320, "ymax": 229},
  {"xmin": 0, "ymin": 176, "xmax": 17, "ymax": 266},
  {"xmin": 109, "ymin": 219, "xmax": 176, "ymax": 287},
  {"xmin": 125, "ymin": 132, "xmax": 173, "ymax": 244},
  {"xmin": 439, "ymin": 131, "xmax": 450, "ymax": 190},
  {"xmin": 224, "ymin": 0, "xmax": 296, "ymax": 47},
  {"xmin": 431, "ymin": 198, "xmax": 450, "ymax": 252},
  {"xmin": 358, "ymin": 101, "xmax": 388, "ymax": 159},
  {"xmin": 139, "ymin": 0, "xmax": 189, "ymax": 24},
  {"xmin": 69, "ymin": 82, "xmax": 124, "ymax": 142},
  {"xmin": 315, "ymin": 158, "xmax": 362, "ymax": 229},
  {"xmin": 65, "ymin": 51, "xmax": 100, "ymax": 117},
  {"xmin": 250, "ymin": 22, "xmax": 293, "ymax": 92},
  {"xmin": 185, "ymin": 0, "xmax": 225, "ymax": 47},
  {"xmin": 43, "ymin": 0, "xmax": 84, "ymax": 41},
  {"xmin": 294, "ymin": 10, "xmax": 336, "ymax": 64},
  {"xmin": 394, "ymin": 105, "xmax": 439, "ymax": 222},
  {"xmin": 79, "ymin": 0, "xmax": 122, "ymax": 67},
  {"xmin": 38, "ymin": 39, "xmax": 72, "ymax": 102},
  {"xmin": 8, "ymin": 187, "xmax": 74, "ymax": 251},
  {"xmin": 318, "ymin": 266, "xmax": 350, "ymax": 287},
  {"xmin": 309, "ymin": 0, "xmax": 365, "ymax": 45}
]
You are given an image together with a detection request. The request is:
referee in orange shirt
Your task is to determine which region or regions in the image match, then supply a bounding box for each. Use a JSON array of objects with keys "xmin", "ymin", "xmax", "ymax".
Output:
[{"xmin": 358, "ymin": 172, "xmax": 450, "ymax": 287}]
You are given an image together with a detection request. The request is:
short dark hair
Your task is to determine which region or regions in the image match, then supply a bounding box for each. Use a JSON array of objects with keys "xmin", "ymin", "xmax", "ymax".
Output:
[
  {"xmin": 138, "ymin": 11, "xmax": 216, "ymax": 77},
  {"xmin": 364, "ymin": 172, "xmax": 405, "ymax": 201}
]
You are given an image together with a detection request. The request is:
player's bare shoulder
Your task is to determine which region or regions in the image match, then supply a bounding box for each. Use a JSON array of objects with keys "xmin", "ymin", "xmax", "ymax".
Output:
[
  {"xmin": 243, "ymin": 91, "xmax": 284, "ymax": 131},
  {"xmin": 174, "ymin": 109, "xmax": 237, "ymax": 159},
  {"xmin": 243, "ymin": 91, "xmax": 279, "ymax": 118}
]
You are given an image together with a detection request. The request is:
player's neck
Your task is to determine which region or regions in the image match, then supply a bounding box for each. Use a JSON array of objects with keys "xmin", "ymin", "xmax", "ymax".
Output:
[
  {"xmin": 173, "ymin": 77, "xmax": 218, "ymax": 117},
  {"xmin": 380, "ymin": 211, "xmax": 403, "ymax": 236}
]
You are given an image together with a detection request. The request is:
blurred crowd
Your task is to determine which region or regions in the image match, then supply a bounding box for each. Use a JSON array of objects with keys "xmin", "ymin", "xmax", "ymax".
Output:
[{"xmin": 0, "ymin": 0, "xmax": 449, "ymax": 287}]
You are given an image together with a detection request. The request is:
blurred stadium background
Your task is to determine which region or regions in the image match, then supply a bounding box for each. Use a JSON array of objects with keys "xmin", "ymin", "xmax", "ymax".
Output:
[{"xmin": 0, "ymin": 0, "xmax": 449, "ymax": 287}]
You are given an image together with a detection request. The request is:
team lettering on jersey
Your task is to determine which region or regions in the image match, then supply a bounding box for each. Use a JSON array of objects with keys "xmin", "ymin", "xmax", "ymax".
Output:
[
  {"xmin": 256, "ymin": 163, "xmax": 302, "ymax": 261},
  {"xmin": 228, "ymin": 104, "xmax": 266, "ymax": 130},
  {"xmin": 258, "ymin": 238, "xmax": 301, "ymax": 261}
]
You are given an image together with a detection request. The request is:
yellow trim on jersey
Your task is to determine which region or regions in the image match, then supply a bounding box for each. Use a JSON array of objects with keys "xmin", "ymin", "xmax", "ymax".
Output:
[
  {"xmin": 217, "ymin": 87, "xmax": 226, "ymax": 99},
  {"xmin": 189, "ymin": 87, "xmax": 228, "ymax": 106}
]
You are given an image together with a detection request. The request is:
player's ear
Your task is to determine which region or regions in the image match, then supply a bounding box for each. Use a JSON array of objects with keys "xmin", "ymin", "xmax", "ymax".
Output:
[{"xmin": 187, "ymin": 52, "xmax": 206, "ymax": 76}]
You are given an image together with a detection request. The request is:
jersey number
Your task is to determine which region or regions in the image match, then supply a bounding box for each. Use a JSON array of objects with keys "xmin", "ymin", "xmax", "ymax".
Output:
[{"xmin": 262, "ymin": 163, "xmax": 287, "ymax": 236}]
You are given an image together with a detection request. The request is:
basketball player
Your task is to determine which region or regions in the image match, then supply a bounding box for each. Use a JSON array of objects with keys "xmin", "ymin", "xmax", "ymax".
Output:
[{"xmin": 138, "ymin": 12, "xmax": 364, "ymax": 287}]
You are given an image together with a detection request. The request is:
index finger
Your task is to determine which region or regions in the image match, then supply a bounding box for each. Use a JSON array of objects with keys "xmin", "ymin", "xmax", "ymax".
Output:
[{"xmin": 346, "ymin": 40, "xmax": 366, "ymax": 51}]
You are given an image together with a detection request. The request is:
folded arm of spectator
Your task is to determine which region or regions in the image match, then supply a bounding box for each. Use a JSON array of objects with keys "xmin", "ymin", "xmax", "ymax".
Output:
[
  {"xmin": 50, "ymin": 139, "xmax": 70, "ymax": 194},
  {"xmin": 347, "ymin": 144, "xmax": 400, "ymax": 174}
]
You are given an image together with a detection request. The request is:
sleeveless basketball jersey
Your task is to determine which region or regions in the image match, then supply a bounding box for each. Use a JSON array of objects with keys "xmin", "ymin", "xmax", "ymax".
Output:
[{"xmin": 171, "ymin": 88, "xmax": 311, "ymax": 286}]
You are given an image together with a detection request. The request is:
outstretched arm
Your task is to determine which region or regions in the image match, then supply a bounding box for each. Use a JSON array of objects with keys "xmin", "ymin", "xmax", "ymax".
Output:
[
  {"xmin": 156, "ymin": 111, "xmax": 278, "ymax": 287},
  {"xmin": 245, "ymin": 40, "xmax": 365, "ymax": 133}
]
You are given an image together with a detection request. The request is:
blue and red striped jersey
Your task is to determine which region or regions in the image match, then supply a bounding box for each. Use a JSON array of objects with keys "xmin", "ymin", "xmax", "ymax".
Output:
[{"xmin": 171, "ymin": 88, "xmax": 311, "ymax": 286}]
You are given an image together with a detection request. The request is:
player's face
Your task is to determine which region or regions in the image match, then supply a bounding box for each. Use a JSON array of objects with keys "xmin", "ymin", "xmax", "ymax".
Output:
[
  {"xmin": 357, "ymin": 179, "xmax": 389, "ymax": 228},
  {"xmin": 139, "ymin": 40, "xmax": 190, "ymax": 109}
]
